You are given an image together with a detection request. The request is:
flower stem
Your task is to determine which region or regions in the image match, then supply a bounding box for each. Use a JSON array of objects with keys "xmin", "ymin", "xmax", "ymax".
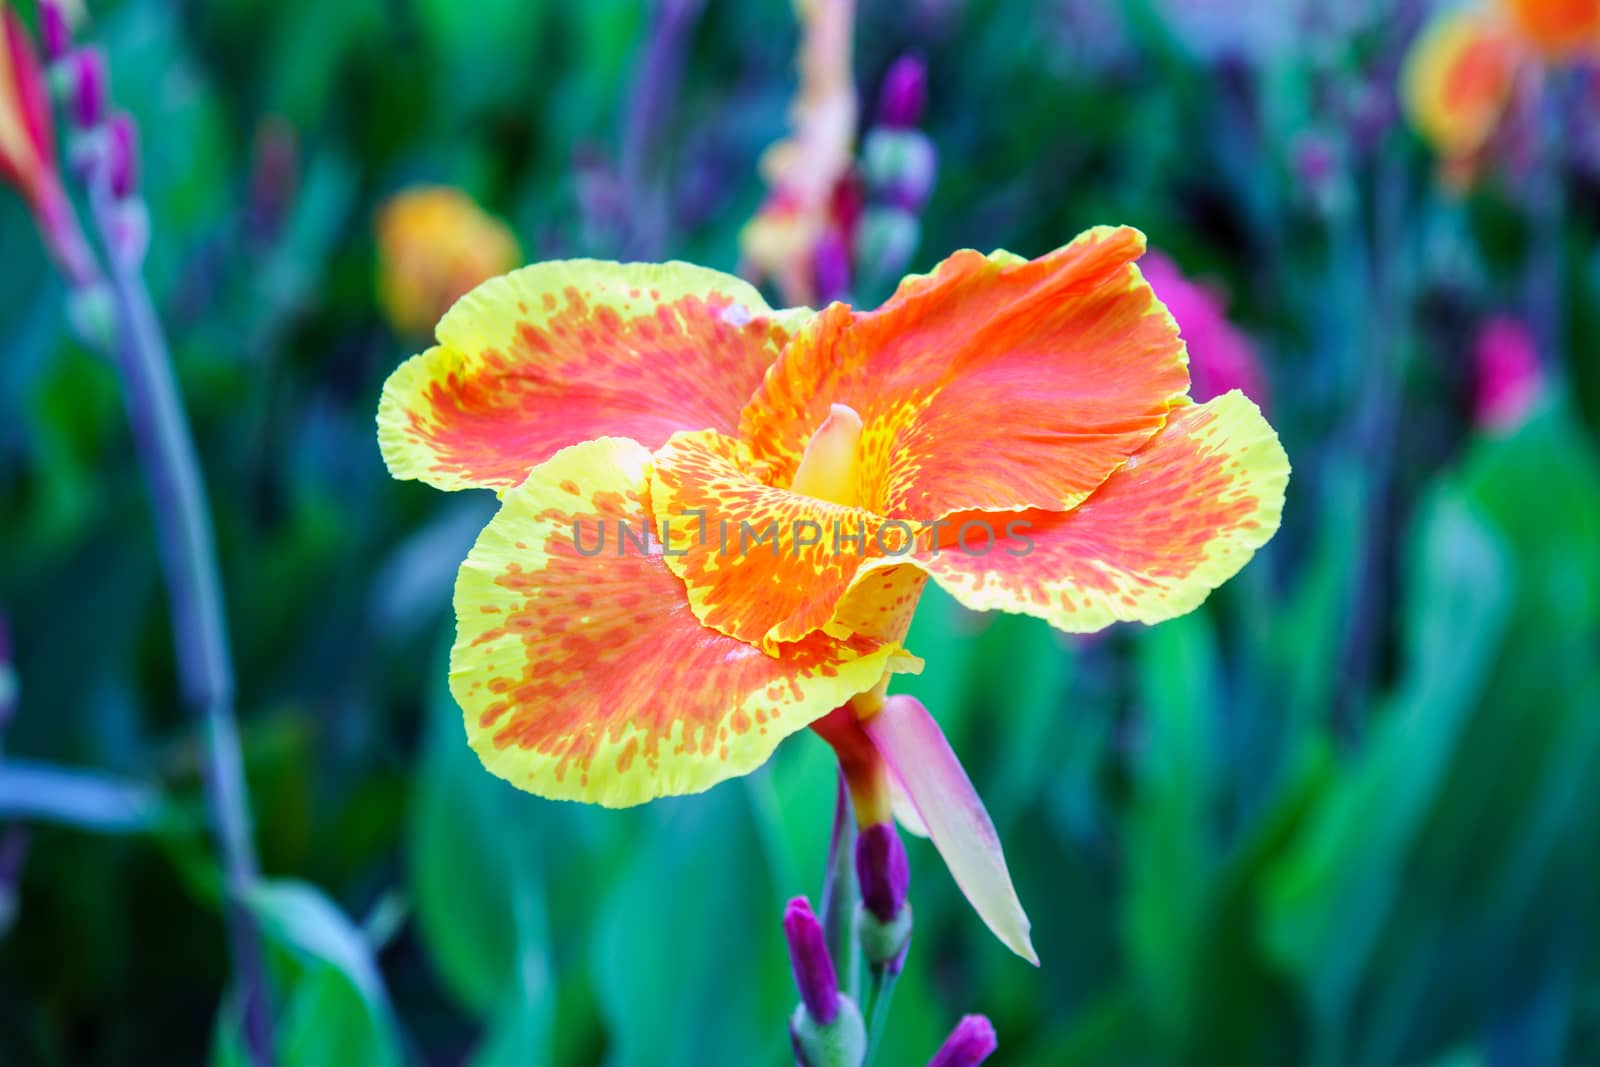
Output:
[
  {"xmin": 861, "ymin": 963, "xmax": 900, "ymax": 1065},
  {"xmin": 88, "ymin": 191, "xmax": 276, "ymax": 1066},
  {"xmin": 819, "ymin": 771, "xmax": 860, "ymax": 1000}
]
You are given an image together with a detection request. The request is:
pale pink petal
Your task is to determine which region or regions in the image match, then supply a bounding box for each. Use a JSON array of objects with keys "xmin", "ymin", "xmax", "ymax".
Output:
[{"xmin": 861, "ymin": 695, "xmax": 1036, "ymax": 964}]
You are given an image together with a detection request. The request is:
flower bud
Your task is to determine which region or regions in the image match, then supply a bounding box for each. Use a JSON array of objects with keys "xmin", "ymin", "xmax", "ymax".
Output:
[
  {"xmin": 860, "ymin": 128, "xmax": 937, "ymax": 212},
  {"xmin": 877, "ymin": 55, "xmax": 927, "ymax": 129},
  {"xmin": 39, "ymin": 1, "xmax": 71, "ymax": 63},
  {"xmin": 70, "ymin": 48, "xmax": 107, "ymax": 130},
  {"xmin": 790, "ymin": 993, "xmax": 867, "ymax": 1067},
  {"xmin": 105, "ymin": 112, "xmax": 138, "ymax": 198},
  {"xmin": 927, "ymin": 1015, "xmax": 997, "ymax": 1067},
  {"xmin": 855, "ymin": 821, "xmax": 913, "ymax": 973},
  {"xmin": 813, "ymin": 227, "xmax": 852, "ymax": 306},
  {"xmin": 785, "ymin": 897, "xmax": 867, "ymax": 1067},
  {"xmin": 784, "ymin": 897, "xmax": 839, "ymax": 1025}
]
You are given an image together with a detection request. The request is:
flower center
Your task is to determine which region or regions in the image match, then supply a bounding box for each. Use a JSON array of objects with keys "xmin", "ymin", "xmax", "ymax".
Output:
[{"xmin": 788, "ymin": 403, "xmax": 863, "ymax": 507}]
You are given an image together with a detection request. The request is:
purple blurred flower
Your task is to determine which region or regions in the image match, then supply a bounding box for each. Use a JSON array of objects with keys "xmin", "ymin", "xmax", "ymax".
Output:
[
  {"xmin": 784, "ymin": 896, "xmax": 840, "ymax": 1025},
  {"xmin": 70, "ymin": 48, "xmax": 106, "ymax": 130},
  {"xmin": 1473, "ymin": 315, "xmax": 1543, "ymax": 433},
  {"xmin": 1141, "ymin": 250, "xmax": 1269, "ymax": 409},
  {"xmin": 39, "ymin": 0, "xmax": 71, "ymax": 63},
  {"xmin": 877, "ymin": 55, "xmax": 926, "ymax": 129},
  {"xmin": 928, "ymin": 1015, "xmax": 997, "ymax": 1067}
]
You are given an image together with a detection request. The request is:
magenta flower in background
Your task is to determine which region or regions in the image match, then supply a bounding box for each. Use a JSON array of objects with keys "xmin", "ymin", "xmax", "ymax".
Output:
[
  {"xmin": 1473, "ymin": 315, "xmax": 1544, "ymax": 433},
  {"xmin": 1140, "ymin": 250, "xmax": 1270, "ymax": 409}
]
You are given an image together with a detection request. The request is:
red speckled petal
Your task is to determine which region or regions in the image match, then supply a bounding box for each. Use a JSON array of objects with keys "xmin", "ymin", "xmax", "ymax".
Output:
[
  {"xmin": 452, "ymin": 437, "xmax": 917, "ymax": 807},
  {"xmin": 650, "ymin": 429, "xmax": 929, "ymax": 648},
  {"xmin": 379, "ymin": 260, "xmax": 806, "ymax": 492},
  {"xmin": 910, "ymin": 392, "xmax": 1288, "ymax": 632},
  {"xmin": 739, "ymin": 227, "xmax": 1189, "ymax": 520}
]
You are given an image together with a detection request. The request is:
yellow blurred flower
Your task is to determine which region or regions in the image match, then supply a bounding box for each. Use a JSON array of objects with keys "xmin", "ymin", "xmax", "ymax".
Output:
[
  {"xmin": 1402, "ymin": 7, "xmax": 1519, "ymax": 167},
  {"xmin": 376, "ymin": 186, "xmax": 521, "ymax": 336}
]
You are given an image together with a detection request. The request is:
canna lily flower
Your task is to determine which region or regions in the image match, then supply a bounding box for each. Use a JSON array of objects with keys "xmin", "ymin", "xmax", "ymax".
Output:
[
  {"xmin": 375, "ymin": 185, "xmax": 521, "ymax": 337},
  {"xmin": 1403, "ymin": 0, "xmax": 1600, "ymax": 180},
  {"xmin": 377, "ymin": 226, "xmax": 1289, "ymax": 961}
]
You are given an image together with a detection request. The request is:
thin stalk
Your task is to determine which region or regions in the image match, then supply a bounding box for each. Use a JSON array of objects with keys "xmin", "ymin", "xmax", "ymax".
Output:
[
  {"xmin": 861, "ymin": 964, "xmax": 900, "ymax": 1066},
  {"xmin": 818, "ymin": 771, "xmax": 859, "ymax": 1000},
  {"xmin": 87, "ymin": 187, "xmax": 275, "ymax": 1066}
]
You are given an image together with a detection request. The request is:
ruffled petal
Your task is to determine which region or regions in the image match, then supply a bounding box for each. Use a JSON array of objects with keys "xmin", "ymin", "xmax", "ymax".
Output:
[
  {"xmin": 452, "ymin": 437, "xmax": 916, "ymax": 807},
  {"xmin": 650, "ymin": 429, "xmax": 922, "ymax": 648},
  {"xmin": 739, "ymin": 227, "xmax": 1189, "ymax": 521},
  {"xmin": 379, "ymin": 261, "xmax": 804, "ymax": 492},
  {"xmin": 909, "ymin": 391, "xmax": 1288, "ymax": 633}
]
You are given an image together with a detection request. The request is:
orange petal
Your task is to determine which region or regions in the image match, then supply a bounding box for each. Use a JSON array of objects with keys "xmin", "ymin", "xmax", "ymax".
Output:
[
  {"xmin": 452, "ymin": 437, "xmax": 916, "ymax": 807},
  {"xmin": 1501, "ymin": 0, "xmax": 1600, "ymax": 60},
  {"xmin": 650, "ymin": 428, "xmax": 927, "ymax": 648},
  {"xmin": 905, "ymin": 392, "xmax": 1288, "ymax": 633},
  {"xmin": 739, "ymin": 227, "xmax": 1189, "ymax": 521},
  {"xmin": 379, "ymin": 261, "xmax": 804, "ymax": 492}
]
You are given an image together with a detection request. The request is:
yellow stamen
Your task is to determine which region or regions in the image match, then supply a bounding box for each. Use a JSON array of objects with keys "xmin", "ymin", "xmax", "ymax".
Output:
[{"xmin": 789, "ymin": 403, "xmax": 862, "ymax": 507}]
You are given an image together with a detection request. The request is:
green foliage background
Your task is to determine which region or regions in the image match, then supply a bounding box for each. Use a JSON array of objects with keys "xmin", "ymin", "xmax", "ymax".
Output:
[{"xmin": 3, "ymin": 0, "xmax": 1600, "ymax": 1064}]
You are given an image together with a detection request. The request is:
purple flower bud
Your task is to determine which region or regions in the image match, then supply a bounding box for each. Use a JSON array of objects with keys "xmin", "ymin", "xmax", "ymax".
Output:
[
  {"xmin": 856, "ymin": 822, "xmax": 909, "ymax": 922},
  {"xmin": 784, "ymin": 897, "xmax": 839, "ymax": 1025},
  {"xmin": 39, "ymin": 1, "xmax": 71, "ymax": 62},
  {"xmin": 878, "ymin": 55, "xmax": 927, "ymax": 129},
  {"xmin": 927, "ymin": 1015, "xmax": 998, "ymax": 1067},
  {"xmin": 70, "ymin": 48, "xmax": 107, "ymax": 130},
  {"xmin": 105, "ymin": 112, "xmax": 138, "ymax": 199},
  {"xmin": 813, "ymin": 228, "xmax": 852, "ymax": 305}
]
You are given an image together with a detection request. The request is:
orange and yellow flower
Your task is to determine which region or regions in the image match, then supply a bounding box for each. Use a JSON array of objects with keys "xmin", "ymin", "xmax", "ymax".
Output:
[
  {"xmin": 377, "ymin": 227, "xmax": 1289, "ymax": 959},
  {"xmin": 1403, "ymin": 0, "xmax": 1600, "ymax": 178},
  {"xmin": 375, "ymin": 185, "xmax": 521, "ymax": 337}
]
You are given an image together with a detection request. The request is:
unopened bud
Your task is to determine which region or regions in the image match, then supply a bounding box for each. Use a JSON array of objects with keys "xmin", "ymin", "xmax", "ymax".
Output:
[
  {"xmin": 784, "ymin": 897, "xmax": 839, "ymax": 1025},
  {"xmin": 927, "ymin": 1015, "xmax": 997, "ymax": 1067},
  {"xmin": 70, "ymin": 48, "xmax": 107, "ymax": 130},
  {"xmin": 856, "ymin": 821, "xmax": 912, "ymax": 973},
  {"xmin": 860, "ymin": 129, "xmax": 937, "ymax": 212},
  {"xmin": 65, "ymin": 282, "xmax": 116, "ymax": 349},
  {"xmin": 877, "ymin": 56, "xmax": 927, "ymax": 129},
  {"xmin": 791, "ymin": 994, "xmax": 867, "ymax": 1067},
  {"xmin": 813, "ymin": 228, "xmax": 852, "ymax": 305},
  {"xmin": 105, "ymin": 113, "xmax": 139, "ymax": 199},
  {"xmin": 39, "ymin": 1, "xmax": 72, "ymax": 62}
]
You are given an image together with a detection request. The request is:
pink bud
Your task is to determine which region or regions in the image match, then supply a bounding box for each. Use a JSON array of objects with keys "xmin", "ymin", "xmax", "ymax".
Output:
[
  {"xmin": 783, "ymin": 897, "xmax": 839, "ymax": 1025},
  {"xmin": 878, "ymin": 55, "xmax": 927, "ymax": 128},
  {"xmin": 70, "ymin": 48, "xmax": 107, "ymax": 130},
  {"xmin": 928, "ymin": 1015, "xmax": 997, "ymax": 1067},
  {"xmin": 1473, "ymin": 315, "xmax": 1543, "ymax": 432}
]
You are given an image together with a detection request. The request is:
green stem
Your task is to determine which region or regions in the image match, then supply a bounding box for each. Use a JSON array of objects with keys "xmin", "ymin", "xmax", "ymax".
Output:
[
  {"xmin": 861, "ymin": 964, "xmax": 900, "ymax": 1065},
  {"xmin": 819, "ymin": 771, "xmax": 860, "ymax": 1000},
  {"xmin": 88, "ymin": 186, "xmax": 276, "ymax": 1066}
]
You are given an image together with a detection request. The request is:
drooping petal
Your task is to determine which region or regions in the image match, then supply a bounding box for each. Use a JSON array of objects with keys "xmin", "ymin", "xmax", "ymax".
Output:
[
  {"xmin": 739, "ymin": 227, "xmax": 1189, "ymax": 521},
  {"xmin": 861, "ymin": 694, "xmax": 1036, "ymax": 964},
  {"xmin": 452, "ymin": 437, "xmax": 917, "ymax": 807},
  {"xmin": 651, "ymin": 428, "xmax": 922, "ymax": 648},
  {"xmin": 379, "ymin": 261, "xmax": 804, "ymax": 492},
  {"xmin": 908, "ymin": 391, "xmax": 1288, "ymax": 633}
]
